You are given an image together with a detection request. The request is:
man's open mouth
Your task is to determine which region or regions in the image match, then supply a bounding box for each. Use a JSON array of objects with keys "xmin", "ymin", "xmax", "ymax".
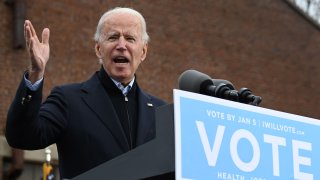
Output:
[{"xmin": 113, "ymin": 56, "xmax": 129, "ymax": 64}]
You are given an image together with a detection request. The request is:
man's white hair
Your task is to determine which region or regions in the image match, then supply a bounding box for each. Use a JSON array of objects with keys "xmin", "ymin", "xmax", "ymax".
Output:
[{"xmin": 94, "ymin": 7, "xmax": 150, "ymax": 44}]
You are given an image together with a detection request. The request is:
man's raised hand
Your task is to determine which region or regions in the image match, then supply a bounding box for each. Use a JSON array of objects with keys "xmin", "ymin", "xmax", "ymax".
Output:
[{"xmin": 24, "ymin": 20, "xmax": 50, "ymax": 83}]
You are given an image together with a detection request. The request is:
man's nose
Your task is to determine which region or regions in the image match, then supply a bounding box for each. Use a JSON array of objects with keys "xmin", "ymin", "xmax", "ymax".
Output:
[{"xmin": 116, "ymin": 37, "xmax": 127, "ymax": 51}]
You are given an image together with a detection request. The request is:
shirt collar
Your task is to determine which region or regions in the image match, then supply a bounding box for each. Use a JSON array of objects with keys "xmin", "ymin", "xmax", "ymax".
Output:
[{"xmin": 110, "ymin": 77, "xmax": 135, "ymax": 95}]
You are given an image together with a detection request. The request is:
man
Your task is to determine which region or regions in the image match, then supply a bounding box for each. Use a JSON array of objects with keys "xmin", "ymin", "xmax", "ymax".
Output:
[{"xmin": 5, "ymin": 7, "xmax": 166, "ymax": 179}]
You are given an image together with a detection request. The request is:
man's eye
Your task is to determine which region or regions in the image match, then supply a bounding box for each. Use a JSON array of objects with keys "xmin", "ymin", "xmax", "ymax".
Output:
[
  {"xmin": 108, "ymin": 36, "xmax": 118, "ymax": 41},
  {"xmin": 126, "ymin": 36, "xmax": 135, "ymax": 42}
]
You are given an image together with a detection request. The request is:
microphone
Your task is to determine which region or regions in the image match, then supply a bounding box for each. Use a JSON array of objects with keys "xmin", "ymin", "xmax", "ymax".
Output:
[
  {"xmin": 178, "ymin": 70, "xmax": 239, "ymax": 101},
  {"xmin": 178, "ymin": 69, "xmax": 262, "ymax": 106}
]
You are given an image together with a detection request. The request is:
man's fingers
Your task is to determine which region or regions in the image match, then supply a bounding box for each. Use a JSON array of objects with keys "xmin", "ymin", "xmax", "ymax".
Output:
[
  {"xmin": 28, "ymin": 38, "xmax": 35, "ymax": 58},
  {"xmin": 42, "ymin": 28, "xmax": 50, "ymax": 45},
  {"xmin": 24, "ymin": 21, "xmax": 27, "ymax": 39},
  {"xmin": 24, "ymin": 22, "xmax": 36, "ymax": 48},
  {"xmin": 25, "ymin": 20, "xmax": 37, "ymax": 38},
  {"xmin": 25, "ymin": 26, "xmax": 32, "ymax": 48}
]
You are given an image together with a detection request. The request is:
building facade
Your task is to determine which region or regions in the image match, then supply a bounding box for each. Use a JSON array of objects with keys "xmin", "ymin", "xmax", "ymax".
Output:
[{"xmin": 1, "ymin": 0, "xmax": 319, "ymax": 179}]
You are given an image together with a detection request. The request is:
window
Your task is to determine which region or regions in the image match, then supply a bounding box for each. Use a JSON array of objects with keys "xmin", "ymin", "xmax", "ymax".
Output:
[{"xmin": 286, "ymin": 0, "xmax": 320, "ymax": 27}]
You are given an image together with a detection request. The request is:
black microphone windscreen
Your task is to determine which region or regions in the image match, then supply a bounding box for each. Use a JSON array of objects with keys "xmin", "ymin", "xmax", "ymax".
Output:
[{"xmin": 178, "ymin": 70, "xmax": 212, "ymax": 93}]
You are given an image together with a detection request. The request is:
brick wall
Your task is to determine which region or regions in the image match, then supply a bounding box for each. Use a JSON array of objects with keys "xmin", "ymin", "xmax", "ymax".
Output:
[{"xmin": 1, "ymin": 0, "xmax": 320, "ymax": 134}]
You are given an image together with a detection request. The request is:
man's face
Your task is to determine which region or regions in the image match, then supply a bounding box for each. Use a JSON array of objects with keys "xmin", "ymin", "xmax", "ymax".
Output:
[{"xmin": 95, "ymin": 13, "xmax": 147, "ymax": 85}]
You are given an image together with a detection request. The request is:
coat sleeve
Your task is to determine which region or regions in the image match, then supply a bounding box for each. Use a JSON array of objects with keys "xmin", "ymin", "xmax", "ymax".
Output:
[{"xmin": 5, "ymin": 76, "xmax": 68, "ymax": 150}]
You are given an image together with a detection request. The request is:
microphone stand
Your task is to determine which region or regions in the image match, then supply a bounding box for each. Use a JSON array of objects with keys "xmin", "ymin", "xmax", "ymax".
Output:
[
  {"xmin": 238, "ymin": 88, "xmax": 262, "ymax": 106},
  {"xmin": 204, "ymin": 84, "xmax": 262, "ymax": 106}
]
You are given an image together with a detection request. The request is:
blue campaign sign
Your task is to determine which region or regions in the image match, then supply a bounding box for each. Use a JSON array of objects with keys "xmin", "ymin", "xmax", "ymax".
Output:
[{"xmin": 173, "ymin": 89, "xmax": 320, "ymax": 180}]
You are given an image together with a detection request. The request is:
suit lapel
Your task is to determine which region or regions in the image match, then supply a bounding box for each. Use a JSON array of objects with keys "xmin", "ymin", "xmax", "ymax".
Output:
[
  {"xmin": 80, "ymin": 74, "xmax": 130, "ymax": 151},
  {"xmin": 135, "ymin": 88, "xmax": 156, "ymax": 146}
]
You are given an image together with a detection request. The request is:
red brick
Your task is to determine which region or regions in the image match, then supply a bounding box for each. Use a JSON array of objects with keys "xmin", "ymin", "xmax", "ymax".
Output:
[{"xmin": 1, "ymin": 0, "xmax": 320, "ymax": 134}]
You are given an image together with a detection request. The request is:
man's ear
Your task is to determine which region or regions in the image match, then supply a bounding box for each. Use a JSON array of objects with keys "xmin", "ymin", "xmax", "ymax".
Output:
[
  {"xmin": 95, "ymin": 43, "xmax": 102, "ymax": 58},
  {"xmin": 141, "ymin": 43, "xmax": 148, "ymax": 62}
]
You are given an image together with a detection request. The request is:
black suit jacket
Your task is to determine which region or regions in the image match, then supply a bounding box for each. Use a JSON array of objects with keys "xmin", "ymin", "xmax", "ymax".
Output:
[{"xmin": 5, "ymin": 71, "xmax": 166, "ymax": 179}]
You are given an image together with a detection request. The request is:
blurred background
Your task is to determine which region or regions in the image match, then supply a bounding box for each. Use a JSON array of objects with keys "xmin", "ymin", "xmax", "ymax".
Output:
[{"xmin": 1, "ymin": 0, "xmax": 319, "ymax": 179}]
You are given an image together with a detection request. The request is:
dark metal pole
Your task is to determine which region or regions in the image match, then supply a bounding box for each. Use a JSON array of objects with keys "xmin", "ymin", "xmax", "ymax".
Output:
[
  {"xmin": 13, "ymin": 0, "xmax": 26, "ymax": 49},
  {"xmin": 5, "ymin": 0, "xmax": 26, "ymax": 49}
]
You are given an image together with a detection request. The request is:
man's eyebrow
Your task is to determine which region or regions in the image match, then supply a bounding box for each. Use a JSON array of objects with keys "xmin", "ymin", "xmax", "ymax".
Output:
[
  {"xmin": 125, "ymin": 34, "xmax": 136, "ymax": 37},
  {"xmin": 105, "ymin": 31, "xmax": 138, "ymax": 38},
  {"xmin": 106, "ymin": 32, "xmax": 119, "ymax": 36}
]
